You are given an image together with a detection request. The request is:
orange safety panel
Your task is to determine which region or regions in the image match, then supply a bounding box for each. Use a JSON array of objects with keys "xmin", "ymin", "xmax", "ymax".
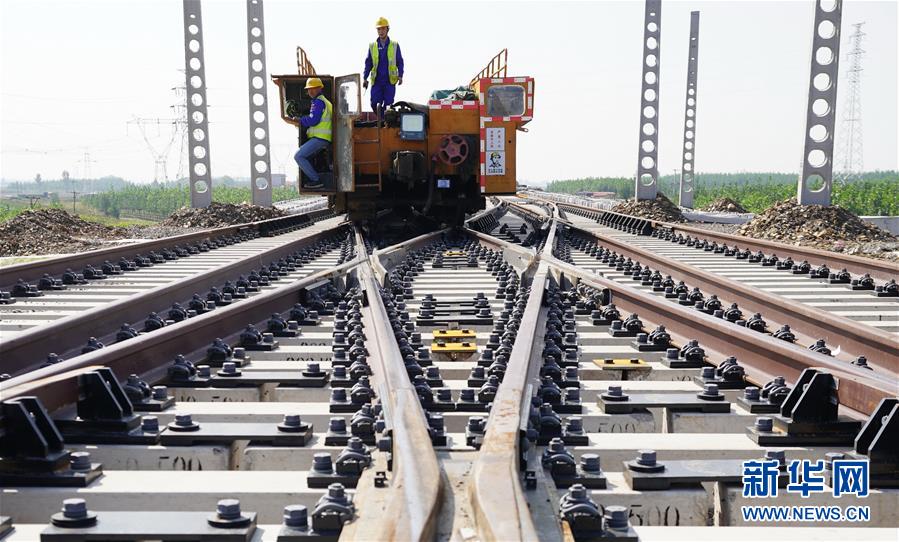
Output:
[
  {"xmin": 481, "ymin": 119, "xmax": 517, "ymax": 194},
  {"xmin": 428, "ymin": 108, "xmax": 479, "ymax": 135}
]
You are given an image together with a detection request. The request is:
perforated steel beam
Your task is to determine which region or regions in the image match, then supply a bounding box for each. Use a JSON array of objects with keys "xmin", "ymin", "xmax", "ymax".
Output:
[
  {"xmin": 635, "ymin": 0, "xmax": 662, "ymax": 201},
  {"xmin": 182, "ymin": 0, "xmax": 212, "ymax": 208},
  {"xmin": 678, "ymin": 11, "xmax": 700, "ymax": 209},
  {"xmin": 797, "ymin": 0, "xmax": 843, "ymax": 205},
  {"xmin": 246, "ymin": 0, "xmax": 272, "ymax": 207}
]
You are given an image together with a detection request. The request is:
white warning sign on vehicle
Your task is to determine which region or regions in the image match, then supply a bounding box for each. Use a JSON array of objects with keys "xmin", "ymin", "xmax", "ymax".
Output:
[
  {"xmin": 485, "ymin": 127, "xmax": 505, "ymax": 151},
  {"xmin": 486, "ymin": 150, "xmax": 506, "ymax": 176}
]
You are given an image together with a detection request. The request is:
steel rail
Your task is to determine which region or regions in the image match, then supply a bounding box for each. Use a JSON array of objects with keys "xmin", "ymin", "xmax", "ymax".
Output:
[
  {"xmin": 2, "ymin": 226, "xmax": 442, "ymax": 539},
  {"xmin": 547, "ymin": 256, "xmax": 897, "ymax": 416},
  {"xmin": 464, "ymin": 198, "xmax": 505, "ymax": 226},
  {"xmin": 0, "ymin": 207, "xmax": 335, "ymax": 289},
  {"xmin": 552, "ymin": 199, "xmax": 899, "ymax": 281},
  {"xmin": 1, "ymin": 223, "xmax": 351, "ymax": 376},
  {"xmin": 347, "ymin": 228, "xmax": 442, "ymax": 541},
  {"xmin": 508, "ymin": 199, "xmax": 552, "ymax": 221},
  {"xmin": 507, "ymin": 200, "xmax": 550, "ymax": 224},
  {"xmin": 564, "ymin": 222, "xmax": 899, "ymax": 373},
  {"xmin": 372, "ymin": 228, "xmax": 452, "ymax": 272},
  {"xmin": 355, "ymin": 225, "xmax": 541, "ymax": 539},
  {"xmin": 0, "ymin": 256, "xmax": 361, "ymax": 413},
  {"xmin": 466, "ymin": 216, "xmax": 557, "ymax": 541}
]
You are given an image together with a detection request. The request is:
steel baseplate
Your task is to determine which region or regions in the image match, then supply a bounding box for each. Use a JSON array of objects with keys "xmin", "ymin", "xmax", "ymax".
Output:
[
  {"xmin": 0, "ymin": 397, "xmax": 105, "ymax": 487},
  {"xmin": 131, "ymin": 396, "xmax": 177, "ymax": 413},
  {"xmin": 209, "ymin": 371, "xmax": 328, "ymax": 388},
  {"xmin": 307, "ymin": 471, "xmax": 361, "ymax": 490},
  {"xmin": 692, "ymin": 375, "xmax": 747, "ymax": 391},
  {"xmin": 278, "ymin": 525, "xmax": 341, "ymax": 541},
  {"xmin": 158, "ymin": 422, "xmax": 313, "ymax": 447},
  {"xmin": 562, "ymin": 520, "xmax": 639, "ymax": 542},
  {"xmin": 39, "ymin": 511, "xmax": 257, "ymax": 541},
  {"xmin": 852, "ymin": 397, "xmax": 899, "ymax": 488},
  {"xmin": 598, "ymin": 392, "xmax": 731, "ymax": 414},
  {"xmin": 736, "ymin": 395, "xmax": 782, "ymax": 414},
  {"xmin": 745, "ymin": 369, "xmax": 861, "ymax": 446},
  {"xmin": 53, "ymin": 368, "xmax": 156, "ymax": 445},
  {"xmin": 593, "ymin": 358, "xmax": 650, "ymax": 371},
  {"xmin": 549, "ymin": 465, "xmax": 607, "ymax": 490},
  {"xmin": 658, "ymin": 353, "xmax": 704, "ymax": 369},
  {"xmin": 622, "ymin": 458, "xmax": 787, "ymax": 491},
  {"xmin": 0, "ymin": 461, "xmax": 104, "ymax": 489}
]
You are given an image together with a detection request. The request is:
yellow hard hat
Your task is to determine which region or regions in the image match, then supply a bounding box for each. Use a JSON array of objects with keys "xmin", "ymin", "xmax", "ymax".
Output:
[
  {"xmin": 304, "ymin": 77, "xmax": 323, "ymax": 90},
  {"xmin": 375, "ymin": 17, "xmax": 389, "ymax": 28}
]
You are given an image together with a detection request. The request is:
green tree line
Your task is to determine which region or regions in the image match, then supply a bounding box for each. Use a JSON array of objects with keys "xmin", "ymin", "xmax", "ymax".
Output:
[
  {"xmin": 84, "ymin": 185, "xmax": 300, "ymax": 218},
  {"xmin": 546, "ymin": 172, "xmax": 899, "ymax": 216}
]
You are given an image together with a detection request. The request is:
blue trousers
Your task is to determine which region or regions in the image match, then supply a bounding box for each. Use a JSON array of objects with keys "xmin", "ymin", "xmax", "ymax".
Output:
[
  {"xmin": 294, "ymin": 137, "xmax": 329, "ymax": 183},
  {"xmin": 370, "ymin": 82, "xmax": 396, "ymax": 115}
]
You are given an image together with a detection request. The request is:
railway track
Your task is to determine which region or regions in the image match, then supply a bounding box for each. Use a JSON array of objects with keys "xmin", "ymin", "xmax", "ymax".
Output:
[
  {"xmin": 1, "ymin": 203, "xmax": 896, "ymax": 541},
  {"xmin": 562, "ymin": 208, "xmax": 899, "ymax": 333},
  {"xmin": 0, "ymin": 210, "xmax": 342, "ymax": 377},
  {"xmin": 546, "ymin": 199, "xmax": 898, "ymax": 376}
]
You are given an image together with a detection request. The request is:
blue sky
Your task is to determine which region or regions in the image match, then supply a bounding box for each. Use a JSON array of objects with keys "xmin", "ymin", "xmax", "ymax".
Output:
[{"xmin": 1, "ymin": 0, "xmax": 896, "ymax": 185}]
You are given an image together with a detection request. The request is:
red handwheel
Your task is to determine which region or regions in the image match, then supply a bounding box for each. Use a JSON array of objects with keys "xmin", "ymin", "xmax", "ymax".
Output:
[{"xmin": 437, "ymin": 135, "xmax": 469, "ymax": 166}]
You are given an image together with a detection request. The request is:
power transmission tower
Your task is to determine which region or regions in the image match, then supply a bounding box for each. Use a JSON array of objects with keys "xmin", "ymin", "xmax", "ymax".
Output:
[
  {"xmin": 171, "ymin": 81, "xmax": 189, "ymax": 182},
  {"xmin": 128, "ymin": 115, "xmax": 179, "ymax": 182},
  {"xmin": 77, "ymin": 151, "xmax": 97, "ymax": 193},
  {"xmin": 127, "ymin": 82, "xmax": 188, "ymax": 183},
  {"xmin": 835, "ymin": 22, "xmax": 865, "ymax": 184}
]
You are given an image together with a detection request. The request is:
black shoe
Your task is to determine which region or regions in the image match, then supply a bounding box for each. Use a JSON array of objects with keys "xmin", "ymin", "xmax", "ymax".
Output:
[{"xmin": 305, "ymin": 181, "xmax": 323, "ymax": 189}]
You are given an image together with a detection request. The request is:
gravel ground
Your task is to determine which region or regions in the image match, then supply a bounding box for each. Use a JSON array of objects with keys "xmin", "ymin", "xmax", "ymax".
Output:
[
  {"xmin": 119, "ymin": 225, "xmax": 205, "ymax": 239},
  {"xmin": 684, "ymin": 222, "xmax": 742, "ymax": 235},
  {"xmin": 612, "ymin": 193, "xmax": 685, "ymax": 222},
  {"xmin": 684, "ymin": 221, "xmax": 899, "ymax": 262},
  {"xmin": 161, "ymin": 202, "xmax": 285, "ymax": 228},
  {"xmin": 701, "ymin": 197, "xmax": 748, "ymax": 213},
  {"xmin": 1, "ymin": 209, "xmax": 212, "ymax": 257}
]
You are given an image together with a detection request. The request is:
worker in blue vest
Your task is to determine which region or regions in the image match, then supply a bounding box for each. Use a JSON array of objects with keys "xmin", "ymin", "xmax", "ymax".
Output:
[
  {"xmin": 362, "ymin": 17, "xmax": 404, "ymax": 116},
  {"xmin": 293, "ymin": 77, "xmax": 332, "ymax": 189}
]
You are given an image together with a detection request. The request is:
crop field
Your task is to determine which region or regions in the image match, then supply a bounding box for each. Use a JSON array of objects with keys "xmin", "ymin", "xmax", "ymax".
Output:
[
  {"xmin": 546, "ymin": 171, "xmax": 899, "ymax": 215},
  {"xmin": 1, "ymin": 184, "xmax": 301, "ymax": 223}
]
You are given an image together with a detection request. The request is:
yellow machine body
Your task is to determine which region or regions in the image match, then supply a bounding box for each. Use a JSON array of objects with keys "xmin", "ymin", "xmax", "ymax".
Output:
[{"xmin": 271, "ymin": 48, "xmax": 533, "ymax": 224}]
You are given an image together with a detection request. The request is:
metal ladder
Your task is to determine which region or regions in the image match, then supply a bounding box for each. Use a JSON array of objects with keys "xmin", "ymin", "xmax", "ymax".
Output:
[{"xmin": 352, "ymin": 106, "xmax": 383, "ymax": 190}]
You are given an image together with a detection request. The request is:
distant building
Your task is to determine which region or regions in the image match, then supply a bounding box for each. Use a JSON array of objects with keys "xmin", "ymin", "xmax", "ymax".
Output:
[{"xmin": 271, "ymin": 174, "xmax": 287, "ymax": 188}]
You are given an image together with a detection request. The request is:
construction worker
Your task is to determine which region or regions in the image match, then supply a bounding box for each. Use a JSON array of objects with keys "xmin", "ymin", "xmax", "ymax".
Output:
[
  {"xmin": 362, "ymin": 17, "xmax": 404, "ymax": 115},
  {"xmin": 293, "ymin": 77, "xmax": 332, "ymax": 189}
]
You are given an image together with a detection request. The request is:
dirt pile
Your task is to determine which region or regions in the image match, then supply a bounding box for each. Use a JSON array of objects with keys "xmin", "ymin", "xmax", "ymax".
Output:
[
  {"xmin": 0, "ymin": 208, "xmax": 126, "ymax": 256},
  {"xmin": 612, "ymin": 193, "xmax": 684, "ymax": 223},
  {"xmin": 737, "ymin": 198, "xmax": 898, "ymax": 261},
  {"xmin": 702, "ymin": 197, "xmax": 748, "ymax": 213},
  {"xmin": 161, "ymin": 202, "xmax": 286, "ymax": 228}
]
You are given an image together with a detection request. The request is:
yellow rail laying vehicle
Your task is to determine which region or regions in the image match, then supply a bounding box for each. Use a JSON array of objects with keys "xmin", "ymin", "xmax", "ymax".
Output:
[{"xmin": 272, "ymin": 48, "xmax": 534, "ymax": 224}]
